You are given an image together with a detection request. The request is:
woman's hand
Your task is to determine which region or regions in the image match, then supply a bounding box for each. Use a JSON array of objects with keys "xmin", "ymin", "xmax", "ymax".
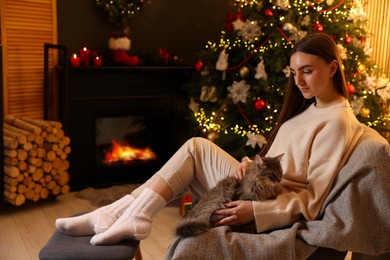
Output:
[
  {"xmin": 213, "ymin": 200, "xmax": 254, "ymax": 226},
  {"xmin": 233, "ymin": 157, "xmax": 251, "ymax": 181}
]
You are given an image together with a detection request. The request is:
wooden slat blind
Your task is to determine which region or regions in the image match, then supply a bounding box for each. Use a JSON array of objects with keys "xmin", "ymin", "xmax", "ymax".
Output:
[
  {"xmin": 364, "ymin": 0, "xmax": 390, "ymax": 78},
  {"xmin": 1, "ymin": 0, "xmax": 57, "ymax": 119}
]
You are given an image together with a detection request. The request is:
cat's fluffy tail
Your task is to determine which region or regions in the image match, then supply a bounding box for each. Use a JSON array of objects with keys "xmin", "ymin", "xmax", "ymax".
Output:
[{"xmin": 175, "ymin": 221, "xmax": 210, "ymax": 237}]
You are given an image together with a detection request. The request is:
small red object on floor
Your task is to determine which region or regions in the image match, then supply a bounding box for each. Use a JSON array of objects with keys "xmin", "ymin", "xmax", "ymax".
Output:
[{"xmin": 179, "ymin": 194, "xmax": 192, "ymax": 217}]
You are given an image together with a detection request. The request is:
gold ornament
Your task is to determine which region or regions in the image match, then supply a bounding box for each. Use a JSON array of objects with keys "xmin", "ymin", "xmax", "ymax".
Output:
[
  {"xmin": 360, "ymin": 107, "xmax": 370, "ymax": 118},
  {"xmin": 207, "ymin": 131, "xmax": 219, "ymax": 141},
  {"xmin": 200, "ymin": 86, "xmax": 218, "ymax": 102},
  {"xmin": 358, "ymin": 64, "xmax": 366, "ymax": 73},
  {"xmin": 239, "ymin": 66, "xmax": 250, "ymax": 78},
  {"xmin": 313, "ymin": 0, "xmax": 325, "ymax": 4}
]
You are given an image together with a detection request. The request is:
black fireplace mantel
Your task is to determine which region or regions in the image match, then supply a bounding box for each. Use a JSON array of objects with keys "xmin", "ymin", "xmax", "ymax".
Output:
[{"xmin": 58, "ymin": 66, "xmax": 194, "ymax": 189}]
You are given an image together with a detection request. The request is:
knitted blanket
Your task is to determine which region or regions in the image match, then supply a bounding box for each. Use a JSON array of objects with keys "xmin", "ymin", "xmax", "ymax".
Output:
[{"xmin": 165, "ymin": 126, "xmax": 390, "ymax": 259}]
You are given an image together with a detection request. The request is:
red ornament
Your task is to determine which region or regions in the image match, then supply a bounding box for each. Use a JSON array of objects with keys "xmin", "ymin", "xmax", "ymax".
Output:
[
  {"xmin": 226, "ymin": 13, "xmax": 234, "ymax": 34},
  {"xmin": 158, "ymin": 48, "xmax": 170, "ymax": 64},
  {"xmin": 344, "ymin": 35, "xmax": 352, "ymax": 44},
  {"xmin": 264, "ymin": 9, "xmax": 273, "ymax": 17},
  {"xmin": 329, "ymin": 34, "xmax": 337, "ymax": 41},
  {"xmin": 254, "ymin": 99, "xmax": 266, "ymax": 111},
  {"xmin": 347, "ymin": 83, "xmax": 355, "ymax": 94},
  {"xmin": 312, "ymin": 23, "xmax": 324, "ymax": 32},
  {"xmin": 226, "ymin": 12, "xmax": 244, "ymax": 34},
  {"xmin": 195, "ymin": 60, "xmax": 204, "ymax": 71},
  {"xmin": 235, "ymin": 13, "xmax": 243, "ymax": 21}
]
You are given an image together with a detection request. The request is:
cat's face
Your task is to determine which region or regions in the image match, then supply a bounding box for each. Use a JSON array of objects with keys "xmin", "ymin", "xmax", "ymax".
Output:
[{"xmin": 253, "ymin": 154, "xmax": 284, "ymax": 183}]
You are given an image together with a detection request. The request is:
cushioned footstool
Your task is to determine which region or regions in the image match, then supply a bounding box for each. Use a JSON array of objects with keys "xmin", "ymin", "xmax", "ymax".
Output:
[{"xmin": 39, "ymin": 214, "xmax": 142, "ymax": 260}]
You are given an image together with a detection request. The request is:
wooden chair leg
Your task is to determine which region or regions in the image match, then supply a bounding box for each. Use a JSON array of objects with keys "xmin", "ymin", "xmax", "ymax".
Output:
[{"xmin": 134, "ymin": 245, "xmax": 143, "ymax": 260}]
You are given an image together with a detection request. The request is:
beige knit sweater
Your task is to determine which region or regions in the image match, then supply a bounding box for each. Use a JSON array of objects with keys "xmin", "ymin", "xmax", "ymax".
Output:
[{"xmin": 254, "ymin": 100, "xmax": 363, "ymax": 232}]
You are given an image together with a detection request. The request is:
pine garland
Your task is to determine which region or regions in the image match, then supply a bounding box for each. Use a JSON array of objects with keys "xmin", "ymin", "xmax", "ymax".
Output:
[{"xmin": 96, "ymin": 0, "xmax": 150, "ymax": 28}]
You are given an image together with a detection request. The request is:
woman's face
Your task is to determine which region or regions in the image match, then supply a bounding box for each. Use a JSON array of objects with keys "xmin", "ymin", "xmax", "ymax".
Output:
[{"xmin": 290, "ymin": 51, "xmax": 339, "ymax": 107}]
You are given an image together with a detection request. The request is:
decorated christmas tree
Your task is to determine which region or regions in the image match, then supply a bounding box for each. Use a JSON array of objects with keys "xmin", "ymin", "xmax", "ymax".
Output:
[{"xmin": 185, "ymin": 0, "xmax": 390, "ymax": 159}]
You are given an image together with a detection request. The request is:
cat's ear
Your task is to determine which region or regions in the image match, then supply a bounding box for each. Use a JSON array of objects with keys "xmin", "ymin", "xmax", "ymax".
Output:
[
  {"xmin": 275, "ymin": 153, "xmax": 284, "ymax": 161},
  {"xmin": 254, "ymin": 154, "xmax": 265, "ymax": 166}
]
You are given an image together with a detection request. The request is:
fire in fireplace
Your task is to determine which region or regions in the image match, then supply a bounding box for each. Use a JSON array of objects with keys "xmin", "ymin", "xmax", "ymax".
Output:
[
  {"xmin": 96, "ymin": 115, "xmax": 158, "ymax": 166},
  {"xmin": 102, "ymin": 140, "xmax": 157, "ymax": 164}
]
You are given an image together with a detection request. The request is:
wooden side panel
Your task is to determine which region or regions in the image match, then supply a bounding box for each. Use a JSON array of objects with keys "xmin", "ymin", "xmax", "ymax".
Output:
[
  {"xmin": 1, "ymin": 0, "xmax": 58, "ymax": 118},
  {"xmin": 364, "ymin": 0, "xmax": 390, "ymax": 77}
]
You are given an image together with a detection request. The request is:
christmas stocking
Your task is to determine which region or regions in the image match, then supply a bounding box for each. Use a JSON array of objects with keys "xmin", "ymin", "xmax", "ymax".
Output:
[
  {"xmin": 90, "ymin": 187, "xmax": 167, "ymax": 245},
  {"xmin": 109, "ymin": 35, "xmax": 139, "ymax": 66},
  {"xmin": 55, "ymin": 194, "xmax": 135, "ymax": 236},
  {"xmin": 112, "ymin": 49, "xmax": 140, "ymax": 66}
]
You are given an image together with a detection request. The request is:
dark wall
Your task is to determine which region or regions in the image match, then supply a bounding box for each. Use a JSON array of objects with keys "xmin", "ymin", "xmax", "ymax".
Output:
[{"xmin": 57, "ymin": 0, "xmax": 236, "ymax": 65}]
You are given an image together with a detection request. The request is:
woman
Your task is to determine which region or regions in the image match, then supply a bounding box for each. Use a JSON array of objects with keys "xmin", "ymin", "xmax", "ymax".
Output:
[{"xmin": 56, "ymin": 33, "xmax": 363, "ymax": 245}]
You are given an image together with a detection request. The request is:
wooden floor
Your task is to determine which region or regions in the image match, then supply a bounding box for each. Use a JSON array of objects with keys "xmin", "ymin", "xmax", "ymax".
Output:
[
  {"xmin": 0, "ymin": 192, "xmax": 352, "ymax": 260},
  {"xmin": 0, "ymin": 191, "xmax": 180, "ymax": 260}
]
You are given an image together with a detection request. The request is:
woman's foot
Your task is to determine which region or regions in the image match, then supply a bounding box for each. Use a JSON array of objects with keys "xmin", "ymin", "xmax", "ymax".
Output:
[
  {"xmin": 55, "ymin": 194, "xmax": 135, "ymax": 236},
  {"xmin": 90, "ymin": 188, "xmax": 167, "ymax": 245}
]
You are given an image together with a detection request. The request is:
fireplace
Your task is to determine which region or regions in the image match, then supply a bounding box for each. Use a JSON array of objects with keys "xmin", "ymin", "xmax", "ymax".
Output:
[{"xmin": 58, "ymin": 66, "xmax": 194, "ymax": 190}]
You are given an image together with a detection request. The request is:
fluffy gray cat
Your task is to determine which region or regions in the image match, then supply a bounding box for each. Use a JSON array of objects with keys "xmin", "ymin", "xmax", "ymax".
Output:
[{"xmin": 175, "ymin": 154, "xmax": 284, "ymax": 237}]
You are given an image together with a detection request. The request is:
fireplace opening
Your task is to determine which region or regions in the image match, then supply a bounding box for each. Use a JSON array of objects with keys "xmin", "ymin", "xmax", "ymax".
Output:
[
  {"xmin": 56, "ymin": 66, "xmax": 194, "ymax": 189},
  {"xmin": 96, "ymin": 115, "xmax": 159, "ymax": 167},
  {"xmin": 87, "ymin": 102, "xmax": 171, "ymax": 188}
]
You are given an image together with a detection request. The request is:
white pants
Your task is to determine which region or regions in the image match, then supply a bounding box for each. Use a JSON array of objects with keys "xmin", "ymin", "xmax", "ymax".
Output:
[{"xmin": 132, "ymin": 137, "xmax": 239, "ymax": 200}]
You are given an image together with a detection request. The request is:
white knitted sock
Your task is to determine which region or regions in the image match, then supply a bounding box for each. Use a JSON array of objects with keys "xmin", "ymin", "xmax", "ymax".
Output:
[
  {"xmin": 55, "ymin": 194, "xmax": 135, "ymax": 236},
  {"xmin": 90, "ymin": 188, "xmax": 167, "ymax": 245}
]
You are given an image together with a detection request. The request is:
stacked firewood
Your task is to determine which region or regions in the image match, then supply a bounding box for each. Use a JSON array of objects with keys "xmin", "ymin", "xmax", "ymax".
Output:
[{"xmin": 3, "ymin": 115, "xmax": 71, "ymax": 206}]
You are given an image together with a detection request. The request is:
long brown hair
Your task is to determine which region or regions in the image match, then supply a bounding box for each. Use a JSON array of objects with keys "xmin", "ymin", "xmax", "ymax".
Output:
[{"xmin": 259, "ymin": 33, "xmax": 349, "ymax": 156}]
